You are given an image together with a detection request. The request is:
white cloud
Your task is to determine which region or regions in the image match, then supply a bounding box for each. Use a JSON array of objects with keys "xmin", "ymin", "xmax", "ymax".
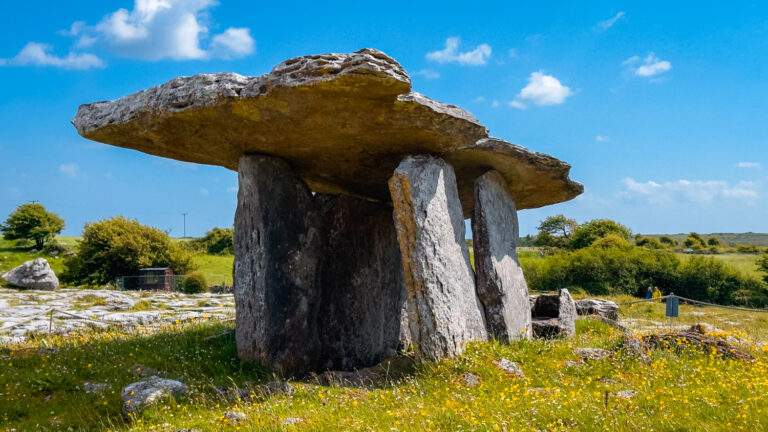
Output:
[
  {"xmin": 623, "ymin": 52, "xmax": 671, "ymax": 77},
  {"xmin": 491, "ymin": 100, "xmax": 500, "ymax": 108},
  {"xmin": 510, "ymin": 71, "xmax": 573, "ymax": 107},
  {"xmin": 59, "ymin": 163, "xmax": 80, "ymax": 178},
  {"xmin": 414, "ymin": 69, "xmax": 440, "ymax": 79},
  {"xmin": 597, "ymin": 12, "xmax": 626, "ymax": 30},
  {"xmin": 473, "ymin": 96, "xmax": 485, "ymax": 103},
  {"xmin": 66, "ymin": 0, "xmax": 255, "ymax": 61},
  {"xmin": 426, "ymin": 37, "xmax": 491, "ymax": 66},
  {"xmin": 737, "ymin": 162, "xmax": 761, "ymax": 168},
  {"xmin": 618, "ymin": 178, "xmax": 759, "ymax": 204},
  {"xmin": 210, "ymin": 27, "xmax": 255, "ymax": 59},
  {"xmin": 200, "ymin": 187, "xmax": 209, "ymax": 196},
  {"xmin": 595, "ymin": 135, "xmax": 610, "ymax": 142},
  {"xmin": 0, "ymin": 42, "xmax": 104, "ymax": 70},
  {"xmin": 58, "ymin": 21, "xmax": 86, "ymax": 36}
]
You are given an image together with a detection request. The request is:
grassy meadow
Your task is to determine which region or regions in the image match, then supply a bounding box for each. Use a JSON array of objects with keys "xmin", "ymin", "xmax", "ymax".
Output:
[
  {"xmin": 3, "ymin": 299, "xmax": 768, "ymax": 431},
  {"xmin": 0, "ymin": 237, "xmax": 232, "ymax": 287}
]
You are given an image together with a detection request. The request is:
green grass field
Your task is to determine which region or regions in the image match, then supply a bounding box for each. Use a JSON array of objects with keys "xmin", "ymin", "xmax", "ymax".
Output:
[
  {"xmin": 675, "ymin": 252, "xmax": 762, "ymax": 278},
  {"xmin": 3, "ymin": 298, "xmax": 768, "ymax": 431},
  {"xmin": 1, "ymin": 237, "xmax": 233, "ymax": 287}
]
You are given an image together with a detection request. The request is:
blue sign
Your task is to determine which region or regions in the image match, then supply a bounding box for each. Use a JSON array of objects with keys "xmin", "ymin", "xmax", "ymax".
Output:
[{"xmin": 666, "ymin": 295, "xmax": 679, "ymax": 318}]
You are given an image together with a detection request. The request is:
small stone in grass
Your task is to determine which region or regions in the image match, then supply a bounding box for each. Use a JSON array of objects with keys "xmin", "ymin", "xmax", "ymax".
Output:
[
  {"xmin": 283, "ymin": 417, "xmax": 304, "ymax": 426},
  {"xmin": 461, "ymin": 372, "xmax": 481, "ymax": 387},
  {"xmin": 223, "ymin": 411, "xmax": 246, "ymax": 424},
  {"xmin": 616, "ymin": 390, "xmax": 637, "ymax": 400},
  {"xmin": 493, "ymin": 358, "xmax": 524, "ymax": 378}
]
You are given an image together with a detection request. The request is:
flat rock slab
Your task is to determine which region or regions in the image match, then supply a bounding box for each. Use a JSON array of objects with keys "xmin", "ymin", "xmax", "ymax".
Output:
[
  {"xmin": 389, "ymin": 155, "xmax": 487, "ymax": 361},
  {"xmin": 73, "ymin": 49, "xmax": 582, "ymax": 216}
]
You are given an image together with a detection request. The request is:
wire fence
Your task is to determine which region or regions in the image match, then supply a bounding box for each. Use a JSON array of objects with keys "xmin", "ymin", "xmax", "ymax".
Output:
[{"xmin": 114, "ymin": 274, "xmax": 231, "ymax": 292}]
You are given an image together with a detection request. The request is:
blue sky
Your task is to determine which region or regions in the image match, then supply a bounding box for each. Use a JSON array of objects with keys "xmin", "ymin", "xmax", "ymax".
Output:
[{"xmin": 1, "ymin": 1, "xmax": 766, "ymax": 238}]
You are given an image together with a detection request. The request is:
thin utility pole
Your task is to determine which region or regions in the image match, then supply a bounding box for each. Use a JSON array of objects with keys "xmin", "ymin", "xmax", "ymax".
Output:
[
  {"xmin": 30, "ymin": 200, "xmax": 39, "ymax": 204},
  {"xmin": 182, "ymin": 213, "xmax": 188, "ymax": 238}
]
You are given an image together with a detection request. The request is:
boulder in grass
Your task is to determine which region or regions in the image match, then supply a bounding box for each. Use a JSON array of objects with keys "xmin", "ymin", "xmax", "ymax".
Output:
[
  {"xmin": 575, "ymin": 298, "xmax": 619, "ymax": 321},
  {"xmin": 121, "ymin": 377, "xmax": 189, "ymax": 415},
  {"xmin": 1, "ymin": 258, "xmax": 58, "ymax": 290}
]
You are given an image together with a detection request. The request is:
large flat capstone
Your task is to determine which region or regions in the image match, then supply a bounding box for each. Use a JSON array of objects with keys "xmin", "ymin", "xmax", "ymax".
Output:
[
  {"xmin": 472, "ymin": 171, "xmax": 532, "ymax": 341},
  {"xmin": 72, "ymin": 49, "xmax": 582, "ymax": 215},
  {"xmin": 389, "ymin": 155, "xmax": 488, "ymax": 361}
]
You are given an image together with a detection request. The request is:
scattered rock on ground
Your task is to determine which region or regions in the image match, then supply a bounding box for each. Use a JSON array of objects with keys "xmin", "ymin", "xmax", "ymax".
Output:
[
  {"xmin": 282, "ymin": 417, "xmax": 304, "ymax": 426},
  {"xmin": 461, "ymin": 372, "xmax": 481, "ymax": 387},
  {"xmin": 259, "ymin": 381, "xmax": 296, "ymax": 397},
  {"xmin": 121, "ymin": 377, "xmax": 189, "ymax": 415},
  {"xmin": 616, "ymin": 390, "xmax": 637, "ymax": 400},
  {"xmin": 565, "ymin": 360, "xmax": 584, "ymax": 368},
  {"xmin": 574, "ymin": 348, "xmax": 612, "ymax": 361},
  {"xmin": 643, "ymin": 331, "xmax": 753, "ymax": 361},
  {"xmin": 82, "ymin": 382, "xmax": 109, "ymax": 393},
  {"xmin": 494, "ymin": 358, "xmax": 525, "ymax": 378},
  {"xmin": 1, "ymin": 258, "xmax": 59, "ymax": 290},
  {"xmin": 575, "ymin": 298, "xmax": 619, "ymax": 321},
  {"xmin": 223, "ymin": 411, "xmax": 246, "ymax": 424},
  {"xmin": 621, "ymin": 334, "xmax": 651, "ymax": 362}
]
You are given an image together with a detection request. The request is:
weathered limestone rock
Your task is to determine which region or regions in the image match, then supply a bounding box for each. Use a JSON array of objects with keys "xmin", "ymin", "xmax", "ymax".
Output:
[
  {"xmin": 72, "ymin": 49, "xmax": 582, "ymax": 216},
  {"xmin": 389, "ymin": 155, "xmax": 487, "ymax": 361},
  {"xmin": 530, "ymin": 289, "xmax": 576, "ymax": 338},
  {"xmin": 234, "ymin": 155, "xmax": 322, "ymax": 376},
  {"xmin": 575, "ymin": 298, "xmax": 619, "ymax": 321},
  {"xmin": 1, "ymin": 258, "xmax": 59, "ymax": 290},
  {"xmin": 315, "ymin": 194, "xmax": 407, "ymax": 370},
  {"xmin": 121, "ymin": 377, "xmax": 188, "ymax": 415},
  {"xmin": 472, "ymin": 170, "xmax": 532, "ymax": 341}
]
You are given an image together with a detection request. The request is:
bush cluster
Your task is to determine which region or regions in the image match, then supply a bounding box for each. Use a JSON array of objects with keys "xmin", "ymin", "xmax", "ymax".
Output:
[
  {"xmin": 521, "ymin": 243, "xmax": 768, "ymax": 307},
  {"xmin": 62, "ymin": 216, "xmax": 197, "ymax": 286},
  {"xmin": 181, "ymin": 272, "xmax": 208, "ymax": 294},
  {"xmin": 185, "ymin": 227, "xmax": 234, "ymax": 255}
]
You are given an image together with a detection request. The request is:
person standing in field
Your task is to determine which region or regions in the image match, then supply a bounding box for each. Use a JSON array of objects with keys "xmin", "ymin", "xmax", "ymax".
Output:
[
  {"xmin": 652, "ymin": 287, "xmax": 662, "ymax": 299},
  {"xmin": 646, "ymin": 287, "xmax": 653, "ymax": 299}
]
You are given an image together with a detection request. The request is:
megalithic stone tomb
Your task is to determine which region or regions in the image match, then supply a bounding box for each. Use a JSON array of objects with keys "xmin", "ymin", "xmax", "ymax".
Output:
[{"xmin": 72, "ymin": 48, "xmax": 583, "ymax": 376}]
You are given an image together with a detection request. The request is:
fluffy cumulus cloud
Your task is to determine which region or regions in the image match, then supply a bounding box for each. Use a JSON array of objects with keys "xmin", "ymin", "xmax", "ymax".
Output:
[
  {"xmin": 71, "ymin": 0, "xmax": 255, "ymax": 61},
  {"xmin": 427, "ymin": 37, "xmax": 491, "ymax": 66},
  {"xmin": 597, "ymin": 12, "xmax": 626, "ymax": 30},
  {"xmin": 618, "ymin": 178, "xmax": 759, "ymax": 204},
  {"xmin": 509, "ymin": 71, "xmax": 573, "ymax": 109},
  {"xmin": 0, "ymin": 42, "xmax": 104, "ymax": 70},
  {"xmin": 623, "ymin": 52, "xmax": 671, "ymax": 77}
]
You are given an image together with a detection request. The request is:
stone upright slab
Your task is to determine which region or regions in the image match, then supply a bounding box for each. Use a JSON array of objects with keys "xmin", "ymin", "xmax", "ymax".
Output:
[
  {"xmin": 315, "ymin": 194, "xmax": 408, "ymax": 370},
  {"xmin": 471, "ymin": 170, "xmax": 532, "ymax": 341},
  {"xmin": 389, "ymin": 155, "xmax": 487, "ymax": 361},
  {"xmin": 234, "ymin": 155, "xmax": 322, "ymax": 376}
]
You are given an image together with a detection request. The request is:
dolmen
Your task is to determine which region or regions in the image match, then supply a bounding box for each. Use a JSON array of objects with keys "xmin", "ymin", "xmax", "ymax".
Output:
[{"xmin": 72, "ymin": 49, "xmax": 582, "ymax": 376}]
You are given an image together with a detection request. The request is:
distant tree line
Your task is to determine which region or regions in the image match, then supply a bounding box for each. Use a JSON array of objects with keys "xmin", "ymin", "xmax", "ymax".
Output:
[{"xmin": 523, "ymin": 215, "xmax": 768, "ymax": 307}]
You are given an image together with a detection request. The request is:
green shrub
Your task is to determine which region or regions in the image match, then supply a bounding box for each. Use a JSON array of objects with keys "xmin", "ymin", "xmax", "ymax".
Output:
[
  {"xmin": 62, "ymin": 216, "xmax": 196, "ymax": 286},
  {"xmin": 1, "ymin": 203, "xmax": 65, "ymax": 250},
  {"xmin": 570, "ymin": 219, "xmax": 632, "ymax": 249},
  {"xmin": 521, "ymin": 243, "xmax": 765, "ymax": 305},
  {"xmin": 188, "ymin": 227, "xmax": 234, "ymax": 255},
  {"xmin": 182, "ymin": 272, "xmax": 208, "ymax": 294}
]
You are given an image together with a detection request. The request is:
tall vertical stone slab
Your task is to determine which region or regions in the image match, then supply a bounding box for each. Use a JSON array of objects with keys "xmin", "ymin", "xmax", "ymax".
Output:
[
  {"xmin": 388, "ymin": 155, "xmax": 488, "ymax": 361},
  {"xmin": 234, "ymin": 154, "xmax": 322, "ymax": 376},
  {"xmin": 471, "ymin": 170, "xmax": 532, "ymax": 341},
  {"xmin": 315, "ymin": 195, "xmax": 408, "ymax": 370}
]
